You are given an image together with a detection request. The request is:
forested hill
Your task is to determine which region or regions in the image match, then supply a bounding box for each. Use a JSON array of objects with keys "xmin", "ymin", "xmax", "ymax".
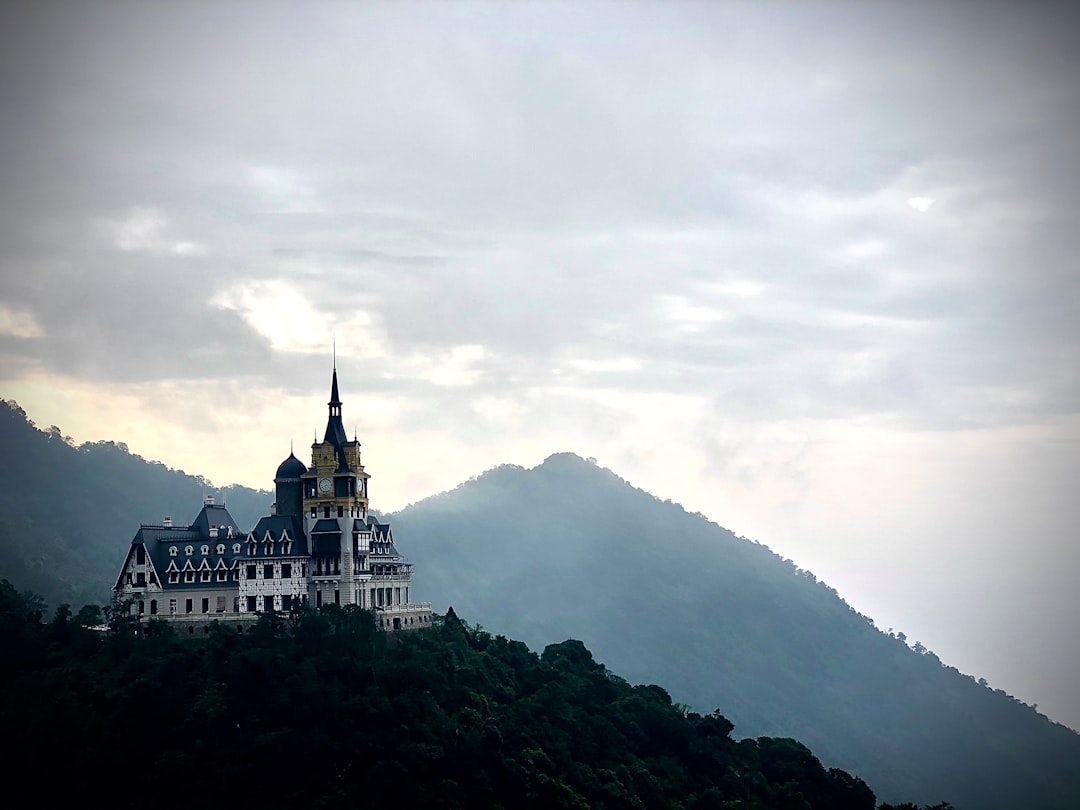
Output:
[
  {"xmin": 1, "ymin": 581, "xmax": 927, "ymax": 810},
  {"xmin": 0, "ymin": 399, "xmax": 270, "ymax": 609},
  {"xmin": 2, "ymin": 401, "xmax": 1079, "ymax": 808},
  {"xmin": 393, "ymin": 453, "xmax": 1080, "ymax": 810}
]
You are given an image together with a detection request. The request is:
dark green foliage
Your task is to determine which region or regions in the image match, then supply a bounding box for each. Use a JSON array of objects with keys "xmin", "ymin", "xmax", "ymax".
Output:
[{"xmin": 0, "ymin": 582, "xmax": 876, "ymax": 810}]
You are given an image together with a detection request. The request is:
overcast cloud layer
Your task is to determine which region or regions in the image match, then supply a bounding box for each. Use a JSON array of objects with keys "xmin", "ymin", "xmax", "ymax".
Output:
[{"xmin": 1, "ymin": 2, "xmax": 1078, "ymax": 728}]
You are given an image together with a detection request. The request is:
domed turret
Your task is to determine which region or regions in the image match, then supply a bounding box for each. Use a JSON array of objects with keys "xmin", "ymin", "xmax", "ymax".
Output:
[
  {"xmin": 275, "ymin": 452, "xmax": 307, "ymax": 481},
  {"xmin": 274, "ymin": 451, "xmax": 307, "ymax": 518}
]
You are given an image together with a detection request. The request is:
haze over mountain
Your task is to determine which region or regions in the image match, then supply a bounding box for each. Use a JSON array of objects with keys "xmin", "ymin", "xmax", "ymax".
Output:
[
  {"xmin": 2, "ymin": 400, "xmax": 1078, "ymax": 810},
  {"xmin": 3, "ymin": 4, "xmax": 1079, "ymax": 749},
  {"xmin": 0, "ymin": 400, "xmax": 269, "ymax": 611},
  {"xmin": 393, "ymin": 453, "xmax": 1080, "ymax": 810}
]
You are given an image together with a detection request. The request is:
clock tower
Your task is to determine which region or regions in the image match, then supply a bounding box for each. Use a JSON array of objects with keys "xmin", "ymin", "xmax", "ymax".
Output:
[{"xmin": 300, "ymin": 364, "xmax": 371, "ymax": 607}]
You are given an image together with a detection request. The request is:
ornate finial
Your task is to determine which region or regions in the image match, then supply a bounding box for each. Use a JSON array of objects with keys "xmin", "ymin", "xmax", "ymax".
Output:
[{"xmin": 333, "ymin": 334, "xmax": 336, "ymax": 371}]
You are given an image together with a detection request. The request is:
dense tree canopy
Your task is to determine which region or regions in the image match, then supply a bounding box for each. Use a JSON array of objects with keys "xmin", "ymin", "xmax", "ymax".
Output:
[{"xmin": 0, "ymin": 580, "xmax": 897, "ymax": 810}]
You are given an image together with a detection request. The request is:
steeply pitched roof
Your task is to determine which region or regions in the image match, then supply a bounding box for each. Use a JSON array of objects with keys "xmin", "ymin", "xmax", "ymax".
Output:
[
  {"xmin": 249, "ymin": 514, "xmax": 308, "ymax": 557},
  {"xmin": 117, "ymin": 502, "xmax": 247, "ymax": 592}
]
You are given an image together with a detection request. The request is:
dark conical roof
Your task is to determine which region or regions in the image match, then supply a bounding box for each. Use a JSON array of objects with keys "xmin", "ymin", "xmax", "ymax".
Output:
[
  {"xmin": 275, "ymin": 452, "xmax": 307, "ymax": 480},
  {"xmin": 323, "ymin": 367, "xmax": 350, "ymax": 462}
]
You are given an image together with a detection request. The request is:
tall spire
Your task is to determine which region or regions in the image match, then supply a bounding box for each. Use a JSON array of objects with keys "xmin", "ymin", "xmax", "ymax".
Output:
[
  {"xmin": 323, "ymin": 358, "xmax": 349, "ymax": 457},
  {"xmin": 330, "ymin": 367, "xmax": 341, "ymax": 410}
]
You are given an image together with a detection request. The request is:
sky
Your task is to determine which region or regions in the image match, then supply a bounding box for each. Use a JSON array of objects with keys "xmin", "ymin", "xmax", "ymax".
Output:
[{"xmin": 1, "ymin": 1, "xmax": 1078, "ymax": 729}]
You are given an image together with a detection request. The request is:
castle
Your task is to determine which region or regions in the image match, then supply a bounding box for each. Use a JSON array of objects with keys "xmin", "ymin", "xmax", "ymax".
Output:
[{"xmin": 112, "ymin": 366, "xmax": 432, "ymax": 633}]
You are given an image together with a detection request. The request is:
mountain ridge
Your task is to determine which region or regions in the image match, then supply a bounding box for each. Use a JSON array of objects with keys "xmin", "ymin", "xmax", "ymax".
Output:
[
  {"xmin": 1, "ymin": 400, "xmax": 1078, "ymax": 808},
  {"xmin": 390, "ymin": 451, "xmax": 1080, "ymax": 809}
]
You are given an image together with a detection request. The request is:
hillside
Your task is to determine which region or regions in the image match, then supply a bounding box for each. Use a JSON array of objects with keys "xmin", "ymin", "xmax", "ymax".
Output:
[
  {"xmin": 392, "ymin": 453, "xmax": 1080, "ymax": 810},
  {"xmin": 1, "ymin": 582, "xmax": 891, "ymax": 810},
  {"xmin": 1, "ymin": 402, "xmax": 1078, "ymax": 808},
  {"xmin": 0, "ymin": 399, "xmax": 270, "ymax": 610}
]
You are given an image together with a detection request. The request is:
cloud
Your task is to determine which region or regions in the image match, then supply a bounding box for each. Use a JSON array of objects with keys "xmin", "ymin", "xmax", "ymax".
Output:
[{"xmin": 0, "ymin": 305, "xmax": 43, "ymax": 339}]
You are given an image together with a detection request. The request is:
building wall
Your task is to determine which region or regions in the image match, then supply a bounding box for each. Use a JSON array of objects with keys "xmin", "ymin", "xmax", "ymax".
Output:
[{"xmin": 131, "ymin": 586, "xmax": 239, "ymax": 618}]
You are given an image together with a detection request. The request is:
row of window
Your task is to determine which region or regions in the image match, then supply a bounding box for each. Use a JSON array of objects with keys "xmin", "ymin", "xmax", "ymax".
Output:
[
  {"xmin": 166, "ymin": 540, "xmax": 295, "ymax": 558},
  {"xmin": 165, "ymin": 562, "xmax": 304, "ymax": 585},
  {"xmin": 310, "ymin": 504, "xmax": 366, "ymax": 519},
  {"xmin": 245, "ymin": 563, "xmax": 297, "ymax": 580},
  {"xmin": 137, "ymin": 593, "xmax": 307, "ymax": 616},
  {"xmin": 169, "ymin": 543, "xmax": 238, "ymax": 557}
]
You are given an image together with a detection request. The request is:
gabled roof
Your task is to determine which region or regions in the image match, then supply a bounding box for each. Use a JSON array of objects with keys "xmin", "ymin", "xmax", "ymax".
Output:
[
  {"xmin": 115, "ymin": 502, "xmax": 248, "ymax": 592},
  {"xmin": 248, "ymin": 514, "xmax": 308, "ymax": 557}
]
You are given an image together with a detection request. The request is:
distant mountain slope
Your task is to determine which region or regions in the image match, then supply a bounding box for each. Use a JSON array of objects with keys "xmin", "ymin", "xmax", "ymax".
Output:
[
  {"xmin": 393, "ymin": 453, "xmax": 1080, "ymax": 810},
  {"xmin": 3, "ymin": 400, "xmax": 1078, "ymax": 809},
  {"xmin": 0, "ymin": 400, "xmax": 271, "ymax": 610}
]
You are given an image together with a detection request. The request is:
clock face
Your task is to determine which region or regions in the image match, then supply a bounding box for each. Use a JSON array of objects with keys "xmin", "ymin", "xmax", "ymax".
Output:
[{"xmin": 318, "ymin": 478, "xmax": 332, "ymax": 493}]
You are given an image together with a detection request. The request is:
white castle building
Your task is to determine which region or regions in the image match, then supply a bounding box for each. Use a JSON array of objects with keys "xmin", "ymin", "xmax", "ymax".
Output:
[{"xmin": 113, "ymin": 367, "xmax": 432, "ymax": 634}]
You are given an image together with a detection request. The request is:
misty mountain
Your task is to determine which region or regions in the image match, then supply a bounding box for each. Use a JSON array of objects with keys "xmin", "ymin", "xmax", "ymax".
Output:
[
  {"xmin": 392, "ymin": 453, "xmax": 1080, "ymax": 810},
  {"xmin": 2, "ymin": 400, "xmax": 1078, "ymax": 808},
  {"xmin": 0, "ymin": 399, "xmax": 270, "ymax": 610}
]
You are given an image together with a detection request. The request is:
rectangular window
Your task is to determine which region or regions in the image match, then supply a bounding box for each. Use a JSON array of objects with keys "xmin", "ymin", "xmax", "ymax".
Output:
[
  {"xmin": 282, "ymin": 594, "xmax": 292, "ymax": 612},
  {"xmin": 281, "ymin": 563, "xmax": 292, "ymax": 579},
  {"xmin": 263, "ymin": 595, "xmax": 273, "ymax": 612},
  {"xmin": 246, "ymin": 596, "xmax": 256, "ymax": 612},
  {"xmin": 138, "ymin": 600, "xmax": 145, "ymax": 614},
  {"xmin": 370, "ymin": 588, "xmax": 375, "ymax": 608},
  {"xmin": 246, "ymin": 565, "xmax": 257, "ymax": 580},
  {"xmin": 316, "ymin": 590, "xmax": 322, "ymax": 608},
  {"xmin": 233, "ymin": 597, "xmax": 239, "ymax": 613},
  {"xmin": 334, "ymin": 589, "xmax": 340, "ymax": 605},
  {"xmin": 394, "ymin": 587, "xmax": 400, "ymax": 605},
  {"xmin": 200, "ymin": 570, "xmax": 210, "ymax": 582},
  {"xmin": 217, "ymin": 569, "xmax": 227, "ymax": 581},
  {"xmin": 169, "ymin": 572, "xmax": 178, "ymax": 584},
  {"xmin": 264, "ymin": 564, "xmax": 274, "ymax": 580},
  {"xmin": 185, "ymin": 570, "xmax": 194, "ymax": 583},
  {"xmin": 169, "ymin": 599, "xmax": 177, "ymax": 614},
  {"xmin": 337, "ymin": 505, "xmax": 344, "ymax": 518},
  {"xmin": 310, "ymin": 507, "xmax": 316, "ymax": 518},
  {"xmin": 323, "ymin": 505, "xmax": 331, "ymax": 518},
  {"xmin": 136, "ymin": 545, "xmax": 145, "ymax": 564},
  {"xmin": 185, "ymin": 599, "xmax": 193, "ymax": 614},
  {"xmin": 216, "ymin": 596, "xmax": 225, "ymax": 613},
  {"xmin": 201, "ymin": 598, "xmax": 209, "ymax": 614},
  {"xmin": 136, "ymin": 572, "xmax": 146, "ymax": 587}
]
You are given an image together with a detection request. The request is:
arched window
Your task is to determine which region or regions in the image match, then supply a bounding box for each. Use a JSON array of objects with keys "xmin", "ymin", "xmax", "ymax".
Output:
[
  {"xmin": 185, "ymin": 545, "xmax": 193, "ymax": 556},
  {"xmin": 232, "ymin": 543, "xmax": 241, "ymax": 554},
  {"xmin": 216, "ymin": 544, "xmax": 225, "ymax": 555},
  {"xmin": 169, "ymin": 546, "xmax": 178, "ymax": 557},
  {"xmin": 201, "ymin": 545, "xmax": 209, "ymax": 556}
]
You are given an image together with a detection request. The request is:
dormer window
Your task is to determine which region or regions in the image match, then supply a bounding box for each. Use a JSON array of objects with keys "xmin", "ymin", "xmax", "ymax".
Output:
[
  {"xmin": 201, "ymin": 545, "xmax": 209, "ymax": 555},
  {"xmin": 169, "ymin": 546, "xmax": 178, "ymax": 557},
  {"xmin": 185, "ymin": 546, "xmax": 193, "ymax": 556},
  {"xmin": 247, "ymin": 541, "xmax": 255, "ymax": 556},
  {"xmin": 263, "ymin": 543, "xmax": 272, "ymax": 556},
  {"xmin": 232, "ymin": 543, "xmax": 241, "ymax": 554},
  {"xmin": 283, "ymin": 541, "xmax": 292, "ymax": 555},
  {"xmin": 216, "ymin": 544, "xmax": 225, "ymax": 555}
]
